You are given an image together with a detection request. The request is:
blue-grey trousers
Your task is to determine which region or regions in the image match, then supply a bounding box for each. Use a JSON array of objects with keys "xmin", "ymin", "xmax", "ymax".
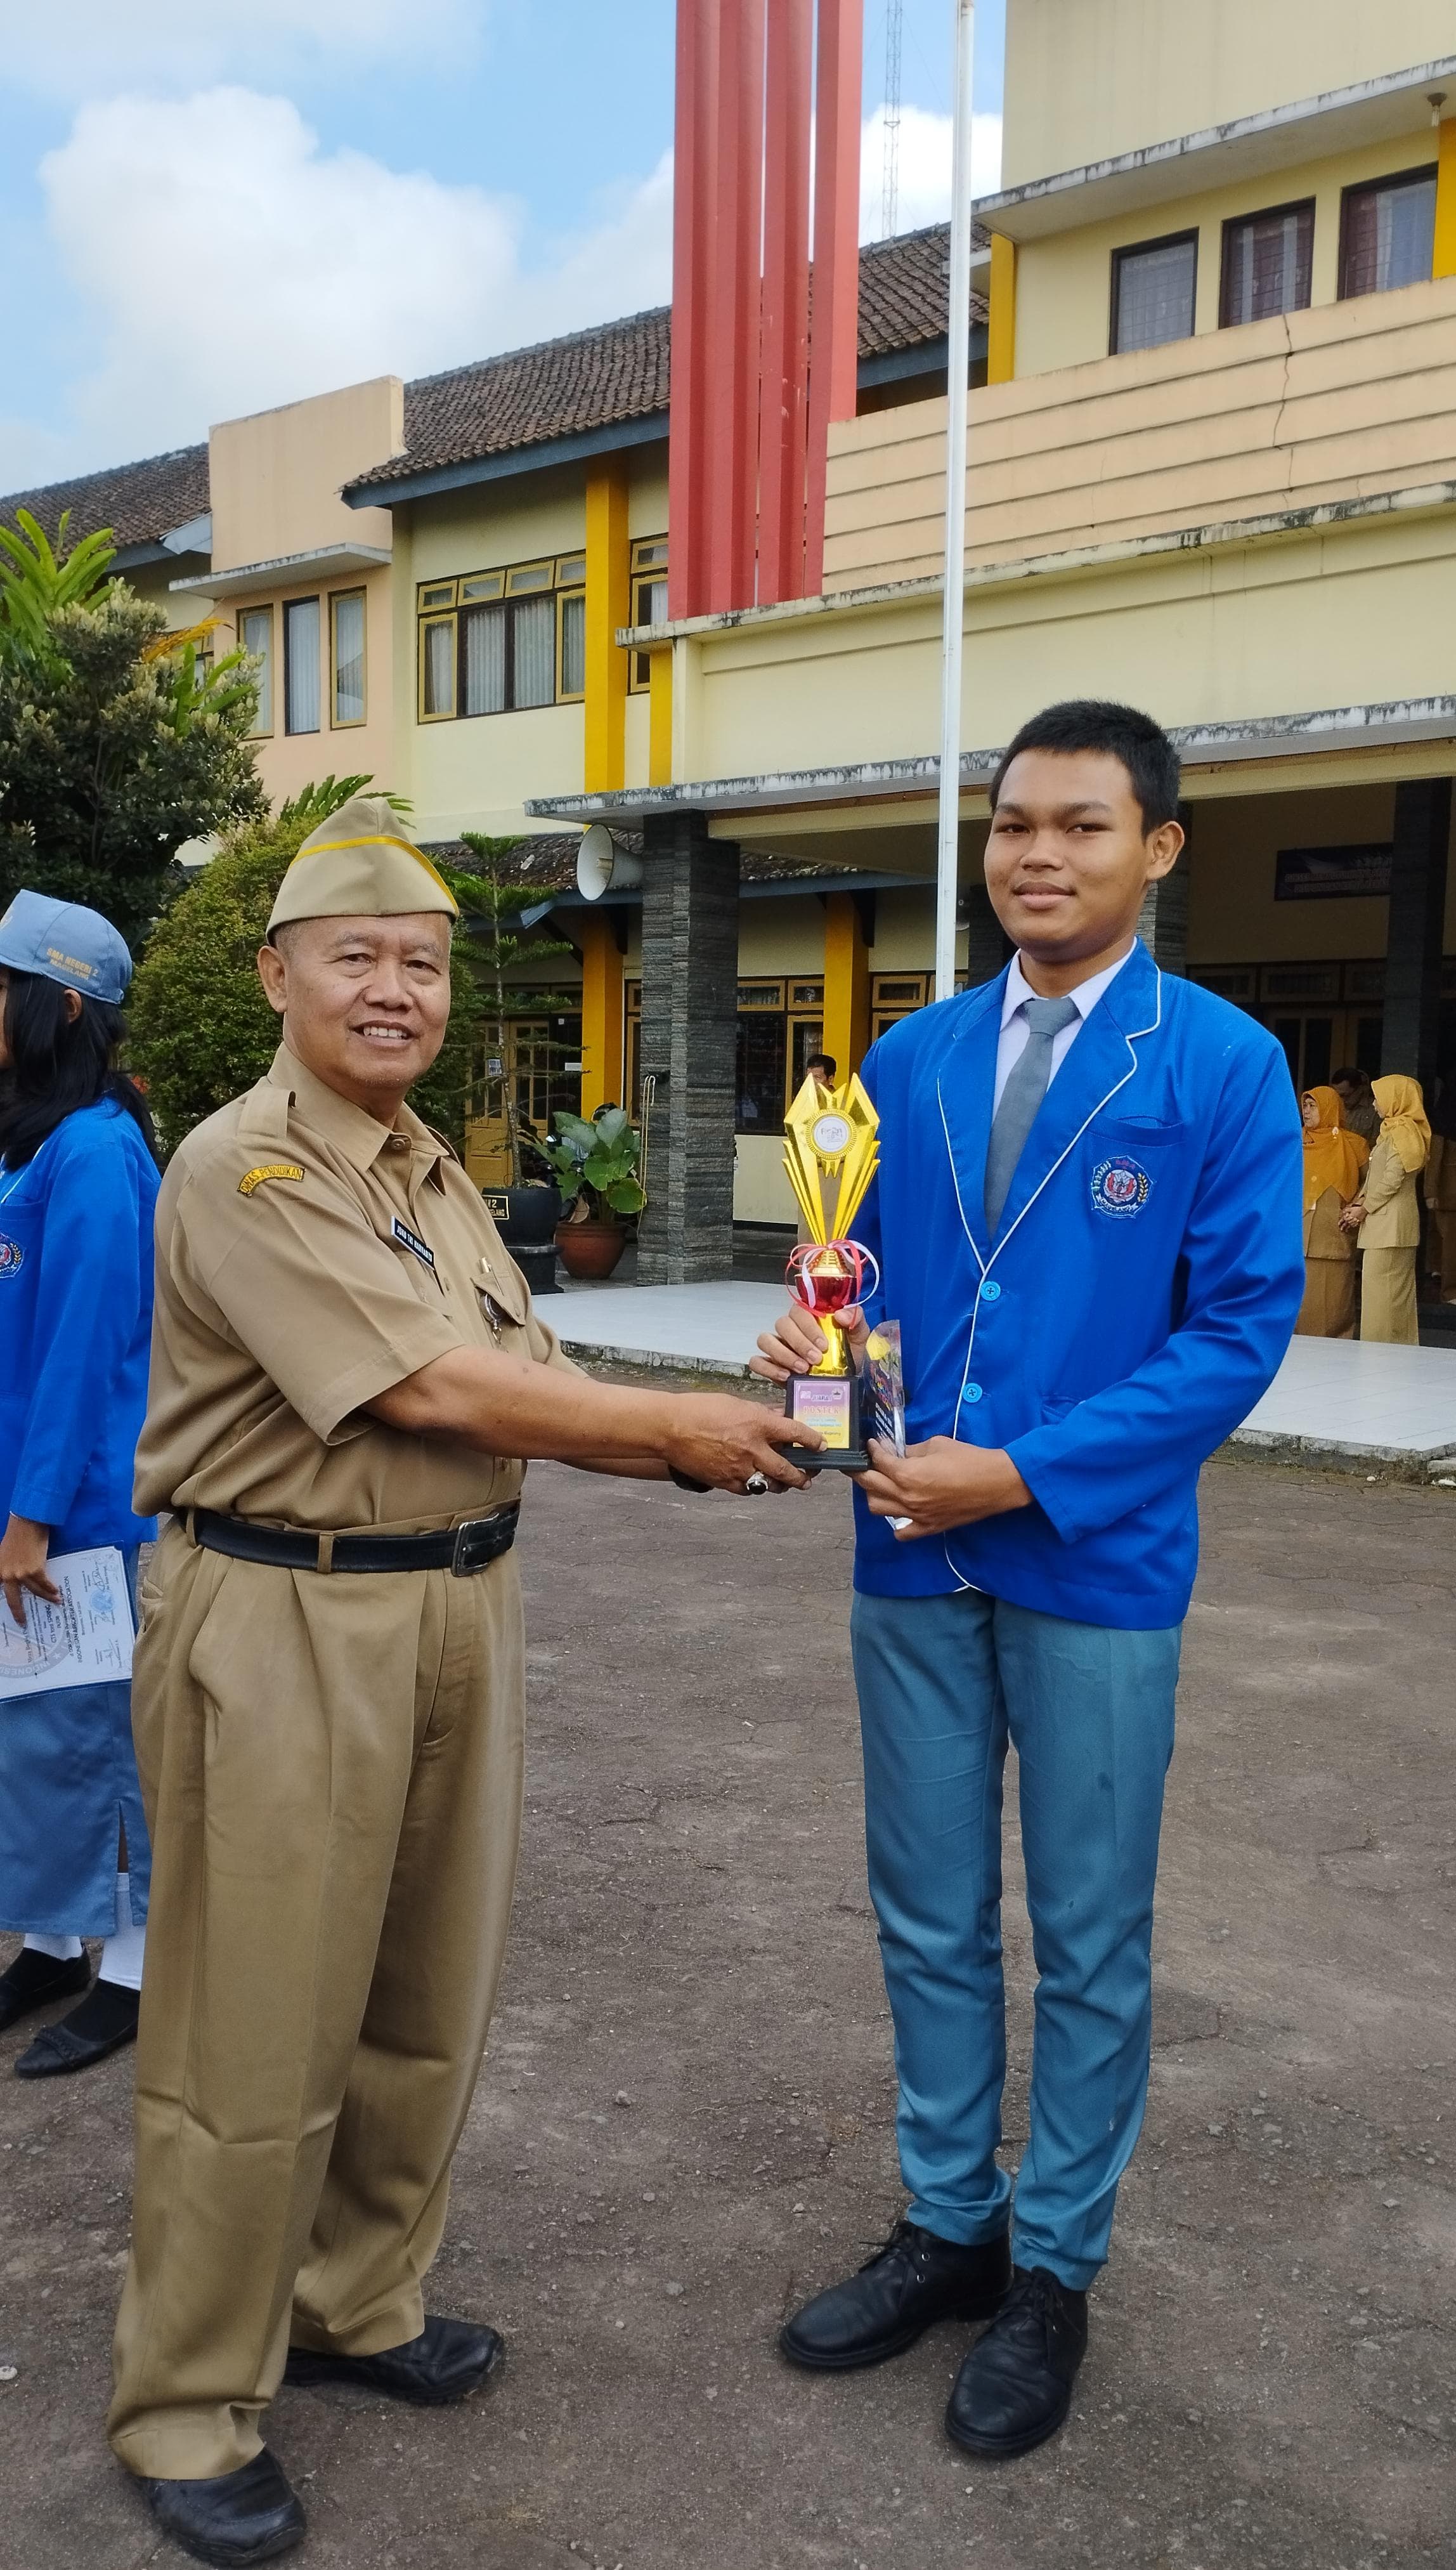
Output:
[{"xmin": 850, "ymin": 1586, "xmax": 1181, "ymax": 2290}]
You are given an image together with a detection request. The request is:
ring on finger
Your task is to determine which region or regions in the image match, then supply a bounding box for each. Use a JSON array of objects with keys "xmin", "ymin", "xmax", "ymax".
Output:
[{"xmin": 744, "ymin": 1471, "xmax": 771, "ymax": 1496}]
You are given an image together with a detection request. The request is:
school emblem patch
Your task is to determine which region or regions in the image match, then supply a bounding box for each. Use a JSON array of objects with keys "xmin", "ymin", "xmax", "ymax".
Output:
[
  {"xmin": 1091, "ymin": 1155, "xmax": 1152, "ymax": 1218},
  {"xmin": 0, "ymin": 1235, "xmax": 21, "ymax": 1277}
]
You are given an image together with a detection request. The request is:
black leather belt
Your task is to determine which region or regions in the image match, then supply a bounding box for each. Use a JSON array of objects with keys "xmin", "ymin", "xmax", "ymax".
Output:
[{"xmin": 190, "ymin": 1504, "xmax": 519, "ymax": 1577}]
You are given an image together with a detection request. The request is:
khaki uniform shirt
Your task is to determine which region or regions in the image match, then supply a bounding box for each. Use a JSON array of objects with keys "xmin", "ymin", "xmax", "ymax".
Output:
[
  {"xmin": 1356, "ymin": 1135, "xmax": 1421, "ymax": 1253},
  {"xmin": 135, "ymin": 1045, "xmax": 576, "ymax": 1530}
]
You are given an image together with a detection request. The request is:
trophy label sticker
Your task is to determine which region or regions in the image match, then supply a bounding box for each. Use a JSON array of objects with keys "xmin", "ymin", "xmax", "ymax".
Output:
[
  {"xmin": 791, "ymin": 1377, "xmax": 854, "ymax": 1448},
  {"xmin": 1090, "ymin": 1155, "xmax": 1152, "ymax": 1218}
]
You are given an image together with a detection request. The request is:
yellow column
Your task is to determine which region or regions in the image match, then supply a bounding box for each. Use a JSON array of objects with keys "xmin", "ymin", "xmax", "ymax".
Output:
[
  {"xmin": 648, "ymin": 647, "xmax": 673, "ymax": 786},
  {"xmin": 822, "ymin": 893, "xmax": 870, "ymax": 1079},
  {"xmin": 987, "ymin": 232, "xmax": 1017, "ymax": 384},
  {"xmin": 1436, "ymin": 121, "xmax": 1456, "ymax": 280},
  {"xmin": 584, "ymin": 462, "xmax": 630, "ymax": 792},
  {"xmin": 578, "ymin": 911, "xmax": 624, "ymax": 1117}
]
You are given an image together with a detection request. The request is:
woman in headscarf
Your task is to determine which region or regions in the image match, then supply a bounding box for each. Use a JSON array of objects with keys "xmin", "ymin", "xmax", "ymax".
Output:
[
  {"xmin": 0, "ymin": 892, "xmax": 160, "ymax": 2077},
  {"xmin": 1296, "ymin": 1085, "xmax": 1368, "ymax": 1338},
  {"xmin": 1341, "ymin": 1073, "xmax": 1431, "ymax": 1345}
]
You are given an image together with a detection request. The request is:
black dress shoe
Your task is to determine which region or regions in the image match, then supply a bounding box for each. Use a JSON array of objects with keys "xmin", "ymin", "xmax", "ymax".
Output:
[
  {"xmin": 136, "ymin": 2448, "xmax": 305, "ymax": 2566},
  {"xmin": 780, "ymin": 2219, "xmax": 1011, "ymax": 2371},
  {"xmin": 0, "ymin": 1947, "xmax": 90, "ymax": 2032},
  {"xmin": 14, "ymin": 1978, "xmax": 138, "ymax": 2077},
  {"xmin": 946, "ymin": 2264, "xmax": 1088, "ymax": 2459},
  {"xmin": 283, "ymin": 2312, "xmax": 504, "ymax": 2406}
]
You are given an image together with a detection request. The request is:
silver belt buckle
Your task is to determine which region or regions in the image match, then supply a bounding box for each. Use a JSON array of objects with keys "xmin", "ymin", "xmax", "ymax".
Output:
[{"xmin": 451, "ymin": 1513, "xmax": 502, "ymax": 1576}]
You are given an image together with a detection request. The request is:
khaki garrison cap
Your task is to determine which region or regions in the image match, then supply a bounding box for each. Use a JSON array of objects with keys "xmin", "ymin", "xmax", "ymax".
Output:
[{"xmin": 267, "ymin": 794, "xmax": 458, "ymax": 932}]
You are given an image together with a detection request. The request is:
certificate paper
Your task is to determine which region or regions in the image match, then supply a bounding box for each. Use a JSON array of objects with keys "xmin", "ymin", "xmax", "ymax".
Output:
[{"xmin": 0, "ymin": 1546, "xmax": 134, "ymax": 1700}]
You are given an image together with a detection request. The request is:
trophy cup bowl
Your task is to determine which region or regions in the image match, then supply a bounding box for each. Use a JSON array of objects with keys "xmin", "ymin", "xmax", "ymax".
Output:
[{"xmin": 778, "ymin": 1074, "xmax": 882, "ymax": 1473}]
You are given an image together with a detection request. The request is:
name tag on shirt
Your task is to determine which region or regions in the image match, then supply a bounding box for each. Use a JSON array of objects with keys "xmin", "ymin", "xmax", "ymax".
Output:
[{"xmin": 391, "ymin": 1216, "xmax": 436, "ymax": 1270}]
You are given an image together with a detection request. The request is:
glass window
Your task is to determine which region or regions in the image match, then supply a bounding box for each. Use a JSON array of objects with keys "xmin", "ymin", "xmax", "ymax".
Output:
[
  {"xmin": 1111, "ymin": 232, "xmax": 1198, "ymax": 354},
  {"xmin": 736, "ymin": 1014, "xmax": 787, "ymax": 1135},
  {"xmin": 462, "ymin": 603, "xmax": 506, "ymax": 717},
  {"xmin": 283, "ymin": 597, "xmax": 320, "ymax": 736},
  {"xmin": 631, "ymin": 573, "xmax": 669, "ymax": 690},
  {"xmin": 506, "ymin": 561, "xmax": 552, "ymax": 596},
  {"xmin": 559, "ymin": 591, "xmax": 586, "ymax": 699},
  {"xmin": 1220, "ymin": 200, "xmax": 1315, "ymax": 327},
  {"xmin": 512, "ymin": 595, "xmax": 556, "ymax": 708},
  {"xmin": 330, "ymin": 590, "xmax": 365, "ymax": 727},
  {"xmin": 1339, "ymin": 168, "xmax": 1437, "ymax": 299},
  {"xmin": 420, "ymin": 615, "xmax": 455, "ymax": 719},
  {"xmin": 239, "ymin": 606, "xmax": 272, "ymax": 736}
]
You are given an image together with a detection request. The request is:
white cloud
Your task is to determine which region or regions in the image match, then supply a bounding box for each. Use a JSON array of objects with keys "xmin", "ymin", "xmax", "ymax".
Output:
[
  {"xmin": 859, "ymin": 103, "xmax": 1002, "ymax": 240},
  {"xmin": 0, "ymin": 0, "xmax": 475, "ymax": 98},
  {"xmin": 16, "ymin": 88, "xmax": 673, "ymax": 481}
]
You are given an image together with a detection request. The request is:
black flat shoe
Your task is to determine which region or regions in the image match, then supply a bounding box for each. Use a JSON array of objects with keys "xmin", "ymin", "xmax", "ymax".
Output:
[
  {"xmin": 0, "ymin": 1947, "xmax": 90, "ymax": 2032},
  {"xmin": 14, "ymin": 1978, "xmax": 138, "ymax": 2077},
  {"xmin": 780, "ymin": 2219, "xmax": 1011, "ymax": 2372},
  {"xmin": 283, "ymin": 2312, "xmax": 504, "ymax": 2406},
  {"xmin": 945, "ymin": 2264, "xmax": 1088, "ymax": 2460},
  {"xmin": 136, "ymin": 2448, "xmax": 305, "ymax": 2566}
]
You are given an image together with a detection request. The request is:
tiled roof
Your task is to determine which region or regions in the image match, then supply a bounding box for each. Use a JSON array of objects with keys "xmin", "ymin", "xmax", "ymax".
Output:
[
  {"xmin": 433, "ymin": 831, "xmax": 886, "ymax": 893},
  {"xmin": 349, "ymin": 219, "xmax": 987, "ymax": 495},
  {"xmin": 0, "ymin": 221, "xmax": 987, "ymax": 542},
  {"xmin": 0, "ymin": 443, "xmax": 209, "ymax": 552}
]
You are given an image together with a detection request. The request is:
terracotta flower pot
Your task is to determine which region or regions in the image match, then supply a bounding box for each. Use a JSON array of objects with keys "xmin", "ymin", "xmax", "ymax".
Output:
[{"xmin": 554, "ymin": 1217, "xmax": 627, "ymax": 1280}]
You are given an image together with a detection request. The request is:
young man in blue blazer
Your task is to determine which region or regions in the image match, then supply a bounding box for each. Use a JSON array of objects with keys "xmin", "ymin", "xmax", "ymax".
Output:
[{"xmin": 754, "ymin": 700, "xmax": 1304, "ymax": 2460}]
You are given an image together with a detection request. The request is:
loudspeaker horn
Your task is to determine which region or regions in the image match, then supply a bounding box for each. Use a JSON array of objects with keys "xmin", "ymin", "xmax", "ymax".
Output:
[{"xmin": 576, "ymin": 824, "xmax": 643, "ymax": 901}]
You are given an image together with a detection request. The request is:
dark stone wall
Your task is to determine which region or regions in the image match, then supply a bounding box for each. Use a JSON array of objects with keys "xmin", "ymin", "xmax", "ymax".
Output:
[{"xmin": 637, "ymin": 813, "xmax": 741, "ymax": 1282}]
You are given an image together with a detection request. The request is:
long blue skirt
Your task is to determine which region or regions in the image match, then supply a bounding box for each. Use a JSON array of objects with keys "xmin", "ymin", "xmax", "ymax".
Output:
[{"xmin": 0, "ymin": 1549, "xmax": 150, "ymax": 1939}]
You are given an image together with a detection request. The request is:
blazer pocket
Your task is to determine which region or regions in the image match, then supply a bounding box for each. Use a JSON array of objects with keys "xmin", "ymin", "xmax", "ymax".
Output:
[{"xmin": 1096, "ymin": 1117, "xmax": 1186, "ymax": 1151}]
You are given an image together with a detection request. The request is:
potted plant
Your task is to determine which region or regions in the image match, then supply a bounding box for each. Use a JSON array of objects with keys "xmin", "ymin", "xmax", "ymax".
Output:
[{"xmin": 542, "ymin": 1107, "xmax": 646, "ymax": 1279}]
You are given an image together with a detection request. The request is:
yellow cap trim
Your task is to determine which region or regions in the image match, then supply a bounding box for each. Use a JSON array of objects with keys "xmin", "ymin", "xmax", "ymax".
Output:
[{"xmin": 286, "ymin": 831, "xmax": 457, "ymax": 904}]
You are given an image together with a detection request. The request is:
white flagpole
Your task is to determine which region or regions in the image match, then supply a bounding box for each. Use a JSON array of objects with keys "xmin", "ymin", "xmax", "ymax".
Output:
[{"xmin": 935, "ymin": 0, "xmax": 976, "ymax": 1001}]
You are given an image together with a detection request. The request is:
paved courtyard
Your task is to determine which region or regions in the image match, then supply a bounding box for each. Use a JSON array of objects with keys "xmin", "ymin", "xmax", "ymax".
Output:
[{"xmin": 1, "ymin": 1441, "xmax": 1453, "ymax": 2569}]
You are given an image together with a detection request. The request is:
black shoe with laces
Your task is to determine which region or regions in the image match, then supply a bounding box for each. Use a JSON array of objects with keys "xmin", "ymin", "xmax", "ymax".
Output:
[
  {"xmin": 945, "ymin": 2263, "xmax": 1088, "ymax": 2459},
  {"xmin": 14, "ymin": 1977, "xmax": 138, "ymax": 2077},
  {"xmin": 779, "ymin": 2219, "xmax": 1011, "ymax": 2372},
  {"xmin": 0, "ymin": 1947, "xmax": 90, "ymax": 2032}
]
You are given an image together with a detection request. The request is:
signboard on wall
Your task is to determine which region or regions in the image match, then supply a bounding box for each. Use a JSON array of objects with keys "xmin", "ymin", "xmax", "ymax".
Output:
[{"xmin": 1274, "ymin": 844, "xmax": 1392, "ymax": 901}]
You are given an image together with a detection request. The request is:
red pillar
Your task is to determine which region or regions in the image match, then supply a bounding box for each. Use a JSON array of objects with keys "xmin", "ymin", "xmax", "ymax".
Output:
[
  {"xmin": 805, "ymin": 0, "xmax": 862, "ymax": 596},
  {"xmin": 702, "ymin": 0, "xmax": 764, "ymax": 611},
  {"xmin": 758, "ymin": 0, "xmax": 812, "ymax": 606},
  {"xmin": 668, "ymin": 0, "xmax": 717, "ymax": 622}
]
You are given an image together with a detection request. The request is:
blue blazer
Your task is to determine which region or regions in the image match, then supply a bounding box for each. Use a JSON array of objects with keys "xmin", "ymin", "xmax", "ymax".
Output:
[
  {"xmin": 850, "ymin": 939, "xmax": 1304, "ymax": 1630},
  {"xmin": 0, "ymin": 1100, "xmax": 159, "ymax": 1552}
]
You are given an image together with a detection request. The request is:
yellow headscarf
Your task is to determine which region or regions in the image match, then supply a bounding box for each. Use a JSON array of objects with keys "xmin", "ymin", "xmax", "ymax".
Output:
[
  {"xmin": 1371, "ymin": 1073, "xmax": 1431, "ymax": 1176},
  {"xmin": 1302, "ymin": 1085, "xmax": 1367, "ymax": 1210}
]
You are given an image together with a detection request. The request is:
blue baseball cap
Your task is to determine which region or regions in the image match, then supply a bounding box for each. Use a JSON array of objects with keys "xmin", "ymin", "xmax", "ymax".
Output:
[{"xmin": 0, "ymin": 889, "xmax": 133, "ymax": 1005}]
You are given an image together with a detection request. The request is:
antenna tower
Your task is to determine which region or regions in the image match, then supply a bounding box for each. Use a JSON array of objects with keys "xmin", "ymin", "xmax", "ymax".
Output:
[{"xmin": 881, "ymin": 0, "xmax": 903, "ymax": 238}]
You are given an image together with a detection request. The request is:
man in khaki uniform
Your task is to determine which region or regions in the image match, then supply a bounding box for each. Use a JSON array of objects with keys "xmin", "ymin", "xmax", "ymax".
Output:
[{"xmin": 109, "ymin": 799, "xmax": 813, "ymax": 2565}]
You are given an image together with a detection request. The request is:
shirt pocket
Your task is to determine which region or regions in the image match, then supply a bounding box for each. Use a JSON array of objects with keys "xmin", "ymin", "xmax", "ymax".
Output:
[{"xmin": 1095, "ymin": 1116, "xmax": 1187, "ymax": 1152}]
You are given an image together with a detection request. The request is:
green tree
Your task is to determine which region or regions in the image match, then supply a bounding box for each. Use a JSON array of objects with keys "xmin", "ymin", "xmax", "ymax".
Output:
[
  {"xmin": 0, "ymin": 509, "xmax": 265, "ymax": 949},
  {"xmin": 129, "ymin": 780, "xmax": 484, "ymax": 1156},
  {"xmin": 455, "ymin": 830, "xmax": 573, "ymax": 1183}
]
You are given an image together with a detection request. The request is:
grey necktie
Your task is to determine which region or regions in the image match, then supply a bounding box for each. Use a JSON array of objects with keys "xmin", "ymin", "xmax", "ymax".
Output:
[{"xmin": 984, "ymin": 994, "xmax": 1081, "ymax": 1235}]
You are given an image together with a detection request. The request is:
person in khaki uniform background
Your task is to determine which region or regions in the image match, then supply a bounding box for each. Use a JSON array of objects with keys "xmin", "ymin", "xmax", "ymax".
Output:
[
  {"xmin": 1294, "ymin": 1085, "xmax": 1367, "ymax": 1340},
  {"xmin": 1342, "ymin": 1073, "xmax": 1431, "ymax": 1345},
  {"xmin": 108, "ymin": 798, "xmax": 815, "ymax": 2567}
]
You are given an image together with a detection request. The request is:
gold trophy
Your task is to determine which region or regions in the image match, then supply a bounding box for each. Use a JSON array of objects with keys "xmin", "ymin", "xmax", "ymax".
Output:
[{"xmin": 780, "ymin": 1071, "xmax": 881, "ymax": 1470}]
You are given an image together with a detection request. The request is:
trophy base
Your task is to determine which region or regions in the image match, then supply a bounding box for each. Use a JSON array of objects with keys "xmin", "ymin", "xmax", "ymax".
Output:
[{"xmin": 784, "ymin": 1369, "xmax": 870, "ymax": 1473}]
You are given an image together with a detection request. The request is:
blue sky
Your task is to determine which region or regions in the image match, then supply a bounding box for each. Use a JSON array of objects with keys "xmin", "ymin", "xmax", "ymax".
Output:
[{"xmin": 0, "ymin": 0, "xmax": 1004, "ymax": 493}]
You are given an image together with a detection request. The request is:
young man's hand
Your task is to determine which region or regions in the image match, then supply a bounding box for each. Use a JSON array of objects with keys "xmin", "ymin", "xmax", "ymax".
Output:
[
  {"xmin": 751, "ymin": 1302, "xmax": 870, "ymax": 1383},
  {"xmin": 855, "ymin": 1437, "xmax": 1031, "ymax": 1539}
]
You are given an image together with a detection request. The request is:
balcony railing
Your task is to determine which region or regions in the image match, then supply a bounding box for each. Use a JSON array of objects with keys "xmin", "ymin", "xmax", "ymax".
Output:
[{"xmin": 823, "ymin": 271, "xmax": 1456, "ymax": 595}]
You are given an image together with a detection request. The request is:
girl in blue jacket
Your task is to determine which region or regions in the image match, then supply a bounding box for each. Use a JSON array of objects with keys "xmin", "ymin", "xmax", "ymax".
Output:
[{"xmin": 0, "ymin": 891, "xmax": 160, "ymax": 2077}]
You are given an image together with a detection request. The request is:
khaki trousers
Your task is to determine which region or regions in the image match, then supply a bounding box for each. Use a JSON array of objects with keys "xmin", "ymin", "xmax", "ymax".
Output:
[
  {"xmin": 108, "ymin": 1523, "xmax": 525, "ymax": 2480},
  {"xmin": 1359, "ymin": 1246, "xmax": 1419, "ymax": 1346}
]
